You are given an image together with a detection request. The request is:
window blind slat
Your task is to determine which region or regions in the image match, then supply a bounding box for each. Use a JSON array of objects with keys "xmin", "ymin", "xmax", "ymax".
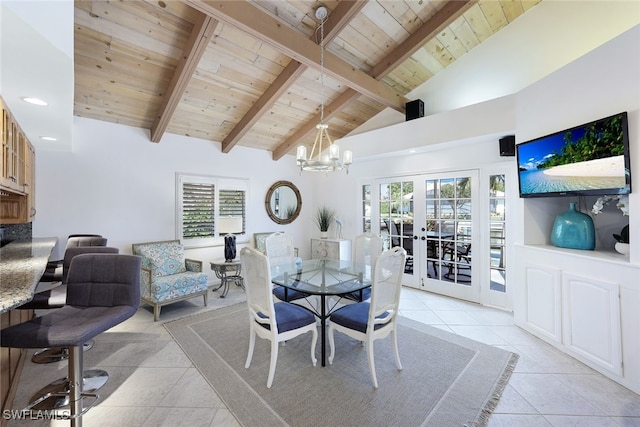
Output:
[
  {"xmin": 179, "ymin": 176, "xmax": 247, "ymax": 242},
  {"xmin": 219, "ymin": 189, "xmax": 246, "ymax": 234},
  {"xmin": 182, "ymin": 182, "xmax": 215, "ymax": 239}
]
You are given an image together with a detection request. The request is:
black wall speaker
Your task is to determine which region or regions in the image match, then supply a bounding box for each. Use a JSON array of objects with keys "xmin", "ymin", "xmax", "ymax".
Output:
[
  {"xmin": 499, "ymin": 135, "xmax": 516, "ymax": 157},
  {"xmin": 405, "ymin": 99, "xmax": 424, "ymax": 121}
]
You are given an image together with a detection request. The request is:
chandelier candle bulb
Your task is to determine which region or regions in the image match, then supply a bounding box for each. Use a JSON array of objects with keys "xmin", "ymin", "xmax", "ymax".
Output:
[
  {"xmin": 296, "ymin": 146, "xmax": 307, "ymax": 162},
  {"xmin": 329, "ymin": 144, "xmax": 340, "ymax": 161},
  {"xmin": 343, "ymin": 150, "xmax": 352, "ymax": 165}
]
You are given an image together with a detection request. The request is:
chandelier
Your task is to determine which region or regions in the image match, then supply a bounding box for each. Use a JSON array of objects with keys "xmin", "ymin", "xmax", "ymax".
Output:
[{"xmin": 296, "ymin": 6, "xmax": 352, "ymax": 173}]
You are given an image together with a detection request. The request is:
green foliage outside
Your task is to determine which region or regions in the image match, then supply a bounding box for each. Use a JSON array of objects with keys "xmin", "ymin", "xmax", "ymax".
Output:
[
  {"xmin": 538, "ymin": 115, "xmax": 624, "ymax": 169},
  {"xmin": 379, "ymin": 181, "xmax": 413, "ymax": 219}
]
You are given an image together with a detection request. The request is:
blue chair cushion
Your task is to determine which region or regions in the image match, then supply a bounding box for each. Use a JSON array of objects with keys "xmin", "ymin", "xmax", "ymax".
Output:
[
  {"xmin": 343, "ymin": 287, "xmax": 371, "ymax": 302},
  {"xmin": 330, "ymin": 302, "xmax": 389, "ymax": 333},
  {"xmin": 257, "ymin": 302, "xmax": 315, "ymax": 333},
  {"xmin": 272, "ymin": 285, "xmax": 309, "ymax": 302}
]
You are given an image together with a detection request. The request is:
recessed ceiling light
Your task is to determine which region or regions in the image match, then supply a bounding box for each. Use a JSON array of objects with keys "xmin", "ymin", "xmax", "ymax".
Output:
[
  {"xmin": 22, "ymin": 97, "xmax": 48, "ymax": 106},
  {"xmin": 40, "ymin": 136, "xmax": 57, "ymax": 141},
  {"xmin": 409, "ymin": 149, "xmax": 416, "ymax": 153}
]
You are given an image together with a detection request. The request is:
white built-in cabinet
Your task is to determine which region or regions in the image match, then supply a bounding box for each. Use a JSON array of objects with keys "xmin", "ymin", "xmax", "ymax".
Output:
[
  {"xmin": 520, "ymin": 264, "xmax": 562, "ymax": 344},
  {"xmin": 561, "ymin": 272, "xmax": 622, "ymax": 377},
  {"xmin": 514, "ymin": 244, "xmax": 639, "ymax": 394},
  {"xmin": 311, "ymin": 238, "xmax": 351, "ymax": 261}
]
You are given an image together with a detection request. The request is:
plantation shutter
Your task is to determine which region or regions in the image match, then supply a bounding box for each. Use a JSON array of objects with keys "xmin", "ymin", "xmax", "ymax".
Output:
[
  {"xmin": 182, "ymin": 182, "xmax": 215, "ymax": 239},
  {"xmin": 219, "ymin": 189, "xmax": 246, "ymax": 234}
]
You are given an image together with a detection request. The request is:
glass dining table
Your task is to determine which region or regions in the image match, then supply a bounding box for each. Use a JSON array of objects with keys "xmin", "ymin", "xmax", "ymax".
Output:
[{"xmin": 270, "ymin": 258, "xmax": 371, "ymax": 366}]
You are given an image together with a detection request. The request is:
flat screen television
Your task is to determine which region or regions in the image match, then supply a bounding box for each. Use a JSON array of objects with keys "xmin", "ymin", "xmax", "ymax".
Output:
[{"xmin": 517, "ymin": 112, "xmax": 631, "ymax": 198}]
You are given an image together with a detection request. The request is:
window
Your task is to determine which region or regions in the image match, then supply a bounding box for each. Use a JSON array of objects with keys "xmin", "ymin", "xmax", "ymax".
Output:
[
  {"xmin": 361, "ymin": 184, "xmax": 371, "ymax": 232},
  {"xmin": 489, "ymin": 174, "xmax": 506, "ymax": 292},
  {"xmin": 425, "ymin": 176, "xmax": 472, "ymax": 284},
  {"xmin": 177, "ymin": 174, "xmax": 248, "ymax": 248}
]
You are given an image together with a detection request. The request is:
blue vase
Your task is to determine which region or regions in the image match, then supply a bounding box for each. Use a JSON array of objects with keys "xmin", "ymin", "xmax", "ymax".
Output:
[{"xmin": 550, "ymin": 202, "xmax": 595, "ymax": 250}]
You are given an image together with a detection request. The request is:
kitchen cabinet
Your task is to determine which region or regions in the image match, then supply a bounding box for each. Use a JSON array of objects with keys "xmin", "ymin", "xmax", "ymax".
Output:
[{"xmin": 1, "ymin": 97, "xmax": 35, "ymax": 224}]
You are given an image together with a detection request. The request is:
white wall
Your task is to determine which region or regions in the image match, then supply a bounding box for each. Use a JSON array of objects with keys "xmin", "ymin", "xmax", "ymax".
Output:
[
  {"xmin": 351, "ymin": 0, "xmax": 640, "ymax": 136},
  {"xmin": 515, "ymin": 25, "xmax": 639, "ymax": 262},
  {"xmin": 29, "ymin": 10, "xmax": 640, "ymax": 287},
  {"xmin": 0, "ymin": 2, "xmax": 74, "ymax": 151},
  {"xmin": 317, "ymin": 109, "xmax": 516, "ymax": 244},
  {"xmin": 33, "ymin": 117, "xmax": 315, "ymax": 283},
  {"xmin": 408, "ymin": 0, "xmax": 640, "ymax": 118}
]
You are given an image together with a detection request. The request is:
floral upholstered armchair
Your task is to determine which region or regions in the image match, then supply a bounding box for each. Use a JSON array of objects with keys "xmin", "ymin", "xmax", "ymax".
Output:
[{"xmin": 132, "ymin": 240, "xmax": 208, "ymax": 321}]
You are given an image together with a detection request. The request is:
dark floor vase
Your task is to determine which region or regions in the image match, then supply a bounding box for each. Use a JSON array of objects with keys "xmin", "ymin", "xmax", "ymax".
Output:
[{"xmin": 551, "ymin": 202, "xmax": 595, "ymax": 250}]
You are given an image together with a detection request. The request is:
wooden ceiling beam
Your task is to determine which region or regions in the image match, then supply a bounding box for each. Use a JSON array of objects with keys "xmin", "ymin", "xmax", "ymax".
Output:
[
  {"xmin": 150, "ymin": 12, "xmax": 218, "ymax": 143},
  {"xmin": 271, "ymin": 0, "xmax": 476, "ymax": 161},
  {"xmin": 220, "ymin": 0, "xmax": 366, "ymax": 153},
  {"xmin": 271, "ymin": 89, "xmax": 358, "ymax": 160},
  {"xmin": 370, "ymin": 0, "xmax": 476, "ymax": 78},
  {"xmin": 187, "ymin": 0, "xmax": 406, "ymax": 112}
]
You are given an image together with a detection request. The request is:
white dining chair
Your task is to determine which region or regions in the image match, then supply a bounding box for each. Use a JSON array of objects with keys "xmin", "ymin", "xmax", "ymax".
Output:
[
  {"xmin": 345, "ymin": 232, "xmax": 383, "ymax": 302},
  {"xmin": 240, "ymin": 247, "xmax": 318, "ymax": 388},
  {"xmin": 265, "ymin": 232, "xmax": 308, "ymax": 302},
  {"xmin": 327, "ymin": 246, "xmax": 406, "ymax": 388}
]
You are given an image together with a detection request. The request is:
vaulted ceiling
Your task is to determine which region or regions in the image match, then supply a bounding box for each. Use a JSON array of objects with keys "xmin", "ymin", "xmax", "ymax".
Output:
[{"xmin": 73, "ymin": 0, "xmax": 541, "ymax": 161}]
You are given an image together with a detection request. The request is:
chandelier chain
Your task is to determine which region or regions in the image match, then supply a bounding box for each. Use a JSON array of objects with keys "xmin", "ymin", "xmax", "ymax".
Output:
[
  {"xmin": 295, "ymin": 6, "xmax": 352, "ymax": 174},
  {"xmin": 319, "ymin": 14, "xmax": 325, "ymax": 125}
]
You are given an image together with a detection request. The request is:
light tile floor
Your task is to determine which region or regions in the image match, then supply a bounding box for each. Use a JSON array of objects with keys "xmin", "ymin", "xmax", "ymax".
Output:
[{"xmin": 7, "ymin": 285, "xmax": 640, "ymax": 426}]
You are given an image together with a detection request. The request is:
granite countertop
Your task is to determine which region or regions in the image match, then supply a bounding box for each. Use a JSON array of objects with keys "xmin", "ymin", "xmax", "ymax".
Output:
[{"xmin": 0, "ymin": 237, "xmax": 57, "ymax": 313}]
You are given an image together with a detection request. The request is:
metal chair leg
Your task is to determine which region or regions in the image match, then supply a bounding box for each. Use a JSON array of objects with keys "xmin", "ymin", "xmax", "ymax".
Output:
[
  {"xmin": 22, "ymin": 346, "xmax": 100, "ymax": 425},
  {"xmin": 29, "ymin": 369, "xmax": 108, "ymax": 410}
]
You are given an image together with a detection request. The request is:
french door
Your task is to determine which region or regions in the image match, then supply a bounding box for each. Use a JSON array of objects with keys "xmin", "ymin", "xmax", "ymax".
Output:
[{"xmin": 375, "ymin": 170, "xmax": 480, "ymax": 303}]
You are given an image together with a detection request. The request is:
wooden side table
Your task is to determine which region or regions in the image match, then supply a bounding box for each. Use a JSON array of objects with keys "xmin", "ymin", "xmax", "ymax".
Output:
[{"xmin": 210, "ymin": 259, "xmax": 243, "ymax": 298}]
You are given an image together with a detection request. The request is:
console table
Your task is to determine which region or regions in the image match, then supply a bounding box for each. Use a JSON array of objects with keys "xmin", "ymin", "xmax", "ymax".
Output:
[{"xmin": 310, "ymin": 238, "xmax": 351, "ymax": 261}]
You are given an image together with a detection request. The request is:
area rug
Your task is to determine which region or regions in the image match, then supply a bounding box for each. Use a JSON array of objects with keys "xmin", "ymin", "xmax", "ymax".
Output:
[{"xmin": 165, "ymin": 303, "xmax": 518, "ymax": 427}]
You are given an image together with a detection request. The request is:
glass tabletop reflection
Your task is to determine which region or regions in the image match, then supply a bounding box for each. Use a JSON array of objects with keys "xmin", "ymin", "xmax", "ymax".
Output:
[
  {"xmin": 270, "ymin": 258, "xmax": 370, "ymax": 296},
  {"xmin": 270, "ymin": 258, "xmax": 372, "ymax": 367}
]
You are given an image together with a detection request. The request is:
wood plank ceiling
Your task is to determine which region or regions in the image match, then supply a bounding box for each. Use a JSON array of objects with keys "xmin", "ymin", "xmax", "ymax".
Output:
[{"xmin": 74, "ymin": 0, "xmax": 541, "ymax": 161}]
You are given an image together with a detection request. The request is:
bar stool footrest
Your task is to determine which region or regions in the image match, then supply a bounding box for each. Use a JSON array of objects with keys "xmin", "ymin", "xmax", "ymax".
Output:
[
  {"xmin": 29, "ymin": 369, "xmax": 108, "ymax": 410},
  {"xmin": 21, "ymin": 391, "xmax": 99, "ymax": 421},
  {"xmin": 32, "ymin": 341, "xmax": 95, "ymax": 364}
]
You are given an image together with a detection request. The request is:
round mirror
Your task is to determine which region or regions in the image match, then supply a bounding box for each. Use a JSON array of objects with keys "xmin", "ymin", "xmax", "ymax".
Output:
[{"xmin": 265, "ymin": 181, "xmax": 302, "ymax": 225}]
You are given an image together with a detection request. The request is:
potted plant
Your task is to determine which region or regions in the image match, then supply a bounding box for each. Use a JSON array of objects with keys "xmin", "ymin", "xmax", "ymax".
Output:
[
  {"xmin": 592, "ymin": 195, "xmax": 629, "ymax": 255},
  {"xmin": 613, "ymin": 224, "xmax": 629, "ymax": 255},
  {"xmin": 314, "ymin": 206, "xmax": 335, "ymax": 238}
]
